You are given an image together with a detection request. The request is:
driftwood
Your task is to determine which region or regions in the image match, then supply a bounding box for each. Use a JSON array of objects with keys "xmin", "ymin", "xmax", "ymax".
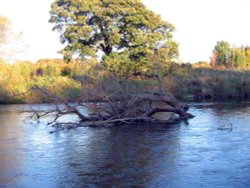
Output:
[{"xmin": 26, "ymin": 72, "xmax": 194, "ymax": 129}]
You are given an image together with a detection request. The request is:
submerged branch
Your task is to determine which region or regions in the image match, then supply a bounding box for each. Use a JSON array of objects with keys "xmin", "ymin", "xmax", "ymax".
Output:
[{"xmin": 24, "ymin": 72, "xmax": 194, "ymax": 129}]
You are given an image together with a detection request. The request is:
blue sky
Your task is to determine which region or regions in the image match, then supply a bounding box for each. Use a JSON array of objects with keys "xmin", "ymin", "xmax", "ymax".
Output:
[{"xmin": 1, "ymin": 0, "xmax": 250, "ymax": 63}]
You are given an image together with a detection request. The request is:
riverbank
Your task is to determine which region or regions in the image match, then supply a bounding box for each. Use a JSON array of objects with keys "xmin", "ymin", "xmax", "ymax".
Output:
[
  {"xmin": 166, "ymin": 66, "xmax": 250, "ymax": 101},
  {"xmin": 1, "ymin": 59, "xmax": 250, "ymax": 104}
]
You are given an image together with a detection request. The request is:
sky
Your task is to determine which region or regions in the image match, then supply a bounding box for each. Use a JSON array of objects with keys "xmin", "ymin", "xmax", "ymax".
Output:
[{"xmin": 1, "ymin": 0, "xmax": 250, "ymax": 63}]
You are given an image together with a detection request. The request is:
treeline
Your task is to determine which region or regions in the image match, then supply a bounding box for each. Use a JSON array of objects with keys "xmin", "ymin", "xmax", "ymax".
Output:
[
  {"xmin": 1, "ymin": 58, "xmax": 250, "ymax": 104},
  {"xmin": 210, "ymin": 41, "xmax": 250, "ymax": 68}
]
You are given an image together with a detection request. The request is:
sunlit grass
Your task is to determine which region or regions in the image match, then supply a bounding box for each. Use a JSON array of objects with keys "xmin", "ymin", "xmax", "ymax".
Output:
[
  {"xmin": 166, "ymin": 66, "xmax": 250, "ymax": 101},
  {"xmin": 1, "ymin": 59, "xmax": 250, "ymax": 104}
]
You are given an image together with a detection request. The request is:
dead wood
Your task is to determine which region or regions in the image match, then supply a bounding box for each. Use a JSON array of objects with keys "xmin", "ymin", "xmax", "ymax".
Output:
[{"xmin": 25, "ymin": 73, "xmax": 194, "ymax": 129}]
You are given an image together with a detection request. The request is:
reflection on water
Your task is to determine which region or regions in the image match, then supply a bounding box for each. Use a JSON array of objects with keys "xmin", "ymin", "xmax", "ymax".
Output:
[{"xmin": 0, "ymin": 103, "xmax": 250, "ymax": 187}]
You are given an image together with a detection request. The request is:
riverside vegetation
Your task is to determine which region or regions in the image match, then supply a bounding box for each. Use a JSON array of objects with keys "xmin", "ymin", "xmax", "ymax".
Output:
[
  {"xmin": 1, "ymin": 58, "xmax": 250, "ymax": 104},
  {"xmin": 1, "ymin": 0, "xmax": 196, "ymax": 126},
  {"xmin": 1, "ymin": 0, "xmax": 250, "ymax": 127},
  {"xmin": 1, "ymin": 0, "xmax": 250, "ymax": 105}
]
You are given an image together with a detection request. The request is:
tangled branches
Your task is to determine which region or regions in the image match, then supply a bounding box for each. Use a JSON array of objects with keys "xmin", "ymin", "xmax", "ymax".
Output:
[{"xmin": 25, "ymin": 73, "xmax": 194, "ymax": 129}]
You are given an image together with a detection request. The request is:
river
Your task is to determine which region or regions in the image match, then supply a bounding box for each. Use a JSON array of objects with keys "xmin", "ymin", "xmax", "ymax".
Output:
[{"xmin": 0, "ymin": 102, "xmax": 250, "ymax": 187}]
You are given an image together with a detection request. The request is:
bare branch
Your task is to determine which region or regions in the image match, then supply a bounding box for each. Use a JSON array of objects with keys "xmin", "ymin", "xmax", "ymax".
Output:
[{"xmin": 23, "ymin": 74, "xmax": 194, "ymax": 130}]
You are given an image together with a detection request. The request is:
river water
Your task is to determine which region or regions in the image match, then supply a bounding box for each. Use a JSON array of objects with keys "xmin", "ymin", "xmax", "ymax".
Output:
[{"xmin": 0, "ymin": 103, "xmax": 250, "ymax": 187}]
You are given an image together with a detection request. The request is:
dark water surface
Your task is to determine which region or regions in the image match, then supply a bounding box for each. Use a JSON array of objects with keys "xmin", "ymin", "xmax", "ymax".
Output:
[{"xmin": 0, "ymin": 103, "xmax": 250, "ymax": 187}]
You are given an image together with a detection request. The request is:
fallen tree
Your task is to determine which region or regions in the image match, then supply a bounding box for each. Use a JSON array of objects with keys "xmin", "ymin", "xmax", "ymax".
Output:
[{"xmin": 27, "ymin": 73, "xmax": 194, "ymax": 129}]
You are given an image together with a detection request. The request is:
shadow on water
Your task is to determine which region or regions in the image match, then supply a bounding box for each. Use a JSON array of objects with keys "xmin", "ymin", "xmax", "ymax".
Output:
[{"xmin": 0, "ymin": 103, "xmax": 250, "ymax": 187}]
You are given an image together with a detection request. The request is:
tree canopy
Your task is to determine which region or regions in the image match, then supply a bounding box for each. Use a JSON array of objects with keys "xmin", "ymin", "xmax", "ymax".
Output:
[
  {"xmin": 49, "ymin": 0, "xmax": 178, "ymax": 71},
  {"xmin": 213, "ymin": 41, "xmax": 231, "ymax": 67},
  {"xmin": 211, "ymin": 41, "xmax": 249, "ymax": 68}
]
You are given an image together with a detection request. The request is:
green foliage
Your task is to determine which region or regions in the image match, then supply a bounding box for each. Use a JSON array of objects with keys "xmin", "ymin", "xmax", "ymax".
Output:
[
  {"xmin": 0, "ymin": 59, "xmax": 100, "ymax": 103},
  {"xmin": 231, "ymin": 47, "xmax": 247, "ymax": 68},
  {"xmin": 61, "ymin": 66, "xmax": 72, "ymax": 76},
  {"xmin": 1, "ymin": 58, "xmax": 250, "ymax": 103},
  {"xmin": 245, "ymin": 47, "xmax": 250, "ymax": 67},
  {"xmin": 49, "ymin": 0, "xmax": 178, "ymax": 75},
  {"xmin": 213, "ymin": 41, "xmax": 232, "ymax": 67},
  {"xmin": 212, "ymin": 41, "xmax": 248, "ymax": 68}
]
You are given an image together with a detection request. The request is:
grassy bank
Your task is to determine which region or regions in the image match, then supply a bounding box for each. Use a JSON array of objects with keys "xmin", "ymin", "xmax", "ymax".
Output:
[
  {"xmin": 0, "ymin": 59, "xmax": 94, "ymax": 104},
  {"xmin": 1, "ymin": 59, "xmax": 250, "ymax": 104},
  {"xmin": 165, "ymin": 65, "xmax": 250, "ymax": 101}
]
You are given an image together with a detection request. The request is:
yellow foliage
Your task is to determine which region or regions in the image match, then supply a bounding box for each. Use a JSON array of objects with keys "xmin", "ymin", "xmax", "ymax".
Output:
[{"xmin": 0, "ymin": 58, "xmax": 103, "ymax": 103}]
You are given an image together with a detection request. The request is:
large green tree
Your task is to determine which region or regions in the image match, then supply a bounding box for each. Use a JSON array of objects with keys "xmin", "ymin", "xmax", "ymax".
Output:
[
  {"xmin": 49, "ymin": 0, "xmax": 178, "ymax": 72},
  {"xmin": 213, "ymin": 41, "xmax": 232, "ymax": 67}
]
